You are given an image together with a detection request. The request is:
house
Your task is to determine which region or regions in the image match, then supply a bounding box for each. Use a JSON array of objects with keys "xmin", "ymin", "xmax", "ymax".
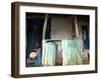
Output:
[{"xmin": 26, "ymin": 13, "xmax": 89, "ymax": 67}]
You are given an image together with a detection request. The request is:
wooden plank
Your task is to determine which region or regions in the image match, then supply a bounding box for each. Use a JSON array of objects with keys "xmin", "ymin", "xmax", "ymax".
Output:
[{"xmin": 42, "ymin": 14, "xmax": 48, "ymax": 40}]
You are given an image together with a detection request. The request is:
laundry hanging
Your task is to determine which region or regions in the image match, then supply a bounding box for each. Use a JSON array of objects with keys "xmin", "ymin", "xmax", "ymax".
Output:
[
  {"xmin": 42, "ymin": 15, "xmax": 83, "ymax": 66},
  {"xmin": 62, "ymin": 16, "xmax": 83, "ymax": 65},
  {"xmin": 62, "ymin": 40, "xmax": 82, "ymax": 65},
  {"xmin": 42, "ymin": 14, "xmax": 57, "ymax": 66},
  {"xmin": 44, "ymin": 42, "xmax": 57, "ymax": 66}
]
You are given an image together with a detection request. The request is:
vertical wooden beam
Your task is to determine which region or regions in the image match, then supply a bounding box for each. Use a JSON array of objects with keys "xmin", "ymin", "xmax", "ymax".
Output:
[
  {"xmin": 42, "ymin": 14, "xmax": 48, "ymax": 66},
  {"xmin": 74, "ymin": 16, "xmax": 79, "ymax": 38},
  {"xmin": 42, "ymin": 14, "xmax": 48, "ymax": 40}
]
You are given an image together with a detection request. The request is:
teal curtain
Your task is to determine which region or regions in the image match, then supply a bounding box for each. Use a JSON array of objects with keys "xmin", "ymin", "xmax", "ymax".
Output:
[
  {"xmin": 42, "ymin": 40, "xmax": 83, "ymax": 66},
  {"xmin": 62, "ymin": 40, "xmax": 83, "ymax": 65},
  {"xmin": 42, "ymin": 41, "xmax": 57, "ymax": 66},
  {"xmin": 47, "ymin": 42, "xmax": 57, "ymax": 66}
]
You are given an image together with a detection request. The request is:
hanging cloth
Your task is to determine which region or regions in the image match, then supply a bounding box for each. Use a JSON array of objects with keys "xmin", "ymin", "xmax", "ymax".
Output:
[
  {"xmin": 62, "ymin": 40, "xmax": 82, "ymax": 65},
  {"xmin": 62, "ymin": 16, "xmax": 83, "ymax": 65},
  {"xmin": 42, "ymin": 14, "xmax": 57, "ymax": 66}
]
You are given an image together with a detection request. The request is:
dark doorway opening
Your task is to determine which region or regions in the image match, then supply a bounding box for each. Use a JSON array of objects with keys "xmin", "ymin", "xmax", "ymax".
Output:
[{"xmin": 26, "ymin": 13, "xmax": 51, "ymax": 67}]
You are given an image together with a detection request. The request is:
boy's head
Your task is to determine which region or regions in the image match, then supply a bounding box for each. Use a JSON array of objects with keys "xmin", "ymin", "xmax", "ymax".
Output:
[{"xmin": 35, "ymin": 41, "xmax": 40, "ymax": 48}]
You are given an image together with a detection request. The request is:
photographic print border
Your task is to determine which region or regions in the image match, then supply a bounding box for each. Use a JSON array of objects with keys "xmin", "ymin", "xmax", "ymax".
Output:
[{"xmin": 11, "ymin": 2, "xmax": 98, "ymax": 78}]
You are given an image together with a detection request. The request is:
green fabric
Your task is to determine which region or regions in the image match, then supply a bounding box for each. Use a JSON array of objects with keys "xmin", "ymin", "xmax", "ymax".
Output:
[
  {"xmin": 62, "ymin": 40, "xmax": 82, "ymax": 65},
  {"xmin": 42, "ymin": 40, "xmax": 57, "ymax": 66},
  {"xmin": 42, "ymin": 40, "xmax": 83, "ymax": 66},
  {"xmin": 47, "ymin": 42, "xmax": 56, "ymax": 66}
]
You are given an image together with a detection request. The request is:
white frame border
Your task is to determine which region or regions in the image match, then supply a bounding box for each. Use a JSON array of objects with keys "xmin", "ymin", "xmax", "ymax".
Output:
[{"xmin": 19, "ymin": 5, "xmax": 96, "ymax": 75}]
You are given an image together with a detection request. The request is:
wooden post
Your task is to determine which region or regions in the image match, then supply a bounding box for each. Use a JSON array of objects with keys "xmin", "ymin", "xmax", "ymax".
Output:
[
  {"xmin": 42, "ymin": 14, "xmax": 48, "ymax": 40},
  {"xmin": 74, "ymin": 16, "xmax": 79, "ymax": 38},
  {"xmin": 42, "ymin": 14, "xmax": 48, "ymax": 66}
]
